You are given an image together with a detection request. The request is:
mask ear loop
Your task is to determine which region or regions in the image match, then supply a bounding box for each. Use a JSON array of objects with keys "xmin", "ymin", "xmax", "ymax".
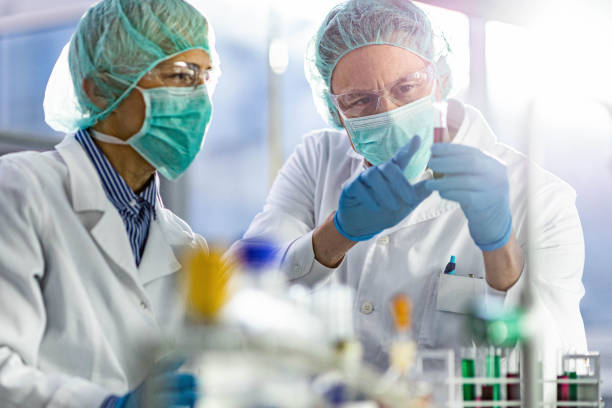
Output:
[{"xmin": 89, "ymin": 129, "xmax": 129, "ymax": 145}]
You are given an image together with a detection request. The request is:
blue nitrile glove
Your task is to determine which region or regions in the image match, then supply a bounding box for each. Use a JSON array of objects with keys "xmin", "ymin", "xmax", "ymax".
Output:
[
  {"xmin": 101, "ymin": 357, "xmax": 199, "ymax": 408},
  {"xmin": 334, "ymin": 136, "xmax": 433, "ymax": 241},
  {"xmin": 424, "ymin": 143, "xmax": 512, "ymax": 251}
]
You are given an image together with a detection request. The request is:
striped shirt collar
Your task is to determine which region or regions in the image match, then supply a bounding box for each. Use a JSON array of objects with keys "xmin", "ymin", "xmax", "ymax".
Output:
[{"xmin": 75, "ymin": 129, "xmax": 158, "ymax": 219}]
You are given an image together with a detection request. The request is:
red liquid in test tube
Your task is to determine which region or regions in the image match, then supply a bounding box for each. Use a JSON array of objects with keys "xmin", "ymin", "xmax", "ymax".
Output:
[{"xmin": 433, "ymin": 102, "xmax": 449, "ymax": 144}]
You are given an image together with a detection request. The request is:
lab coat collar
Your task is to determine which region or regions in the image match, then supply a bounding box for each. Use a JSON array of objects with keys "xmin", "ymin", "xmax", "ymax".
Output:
[
  {"xmin": 138, "ymin": 210, "xmax": 183, "ymax": 284},
  {"xmin": 56, "ymin": 134, "xmax": 109, "ymax": 213},
  {"xmin": 55, "ymin": 134, "xmax": 182, "ymax": 282}
]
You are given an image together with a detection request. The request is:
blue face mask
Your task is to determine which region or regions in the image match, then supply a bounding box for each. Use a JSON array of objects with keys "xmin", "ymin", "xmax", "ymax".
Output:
[
  {"xmin": 93, "ymin": 82, "xmax": 213, "ymax": 181},
  {"xmin": 343, "ymin": 89, "xmax": 435, "ymax": 182}
]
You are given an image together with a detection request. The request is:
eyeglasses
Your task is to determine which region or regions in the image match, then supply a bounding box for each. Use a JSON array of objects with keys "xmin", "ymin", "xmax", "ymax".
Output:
[
  {"xmin": 142, "ymin": 61, "xmax": 211, "ymax": 88},
  {"xmin": 330, "ymin": 65, "xmax": 434, "ymax": 118}
]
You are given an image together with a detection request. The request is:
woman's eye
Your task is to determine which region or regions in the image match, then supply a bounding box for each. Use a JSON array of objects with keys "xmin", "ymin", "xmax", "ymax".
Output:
[{"xmin": 163, "ymin": 72, "xmax": 193, "ymax": 84}]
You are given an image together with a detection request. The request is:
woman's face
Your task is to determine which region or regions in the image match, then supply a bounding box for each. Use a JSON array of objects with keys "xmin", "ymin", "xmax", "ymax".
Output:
[
  {"xmin": 90, "ymin": 49, "xmax": 211, "ymax": 140},
  {"xmin": 330, "ymin": 44, "xmax": 434, "ymax": 120}
]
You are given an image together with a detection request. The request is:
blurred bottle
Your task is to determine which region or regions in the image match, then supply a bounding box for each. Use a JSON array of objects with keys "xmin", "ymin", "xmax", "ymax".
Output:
[
  {"xmin": 183, "ymin": 247, "xmax": 234, "ymax": 323},
  {"xmin": 235, "ymin": 237, "xmax": 285, "ymax": 295}
]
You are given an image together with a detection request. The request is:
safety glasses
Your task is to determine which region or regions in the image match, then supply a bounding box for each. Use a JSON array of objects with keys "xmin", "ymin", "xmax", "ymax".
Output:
[
  {"xmin": 330, "ymin": 65, "xmax": 434, "ymax": 118},
  {"xmin": 141, "ymin": 61, "xmax": 211, "ymax": 88}
]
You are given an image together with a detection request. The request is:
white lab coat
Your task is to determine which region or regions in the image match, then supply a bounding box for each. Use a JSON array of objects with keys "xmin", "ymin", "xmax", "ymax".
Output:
[
  {"xmin": 0, "ymin": 134, "xmax": 206, "ymax": 408},
  {"xmin": 240, "ymin": 100, "xmax": 587, "ymax": 370}
]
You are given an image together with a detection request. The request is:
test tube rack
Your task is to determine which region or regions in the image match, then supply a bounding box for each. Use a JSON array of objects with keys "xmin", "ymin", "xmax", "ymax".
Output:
[{"xmin": 416, "ymin": 350, "xmax": 604, "ymax": 408}]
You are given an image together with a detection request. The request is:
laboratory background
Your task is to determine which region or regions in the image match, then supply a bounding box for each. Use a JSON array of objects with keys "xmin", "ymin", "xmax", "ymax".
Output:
[{"xmin": 1, "ymin": 0, "xmax": 611, "ymax": 404}]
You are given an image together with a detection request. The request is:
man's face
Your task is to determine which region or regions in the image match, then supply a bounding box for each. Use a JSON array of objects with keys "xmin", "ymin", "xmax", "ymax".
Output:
[{"xmin": 330, "ymin": 44, "xmax": 436, "ymax": 160}]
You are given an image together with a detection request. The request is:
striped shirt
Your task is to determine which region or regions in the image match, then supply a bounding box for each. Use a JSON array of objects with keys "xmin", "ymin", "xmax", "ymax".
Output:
[{"xmin": 75, "ymin": 129, "xmax": 157, "ymax": 266}]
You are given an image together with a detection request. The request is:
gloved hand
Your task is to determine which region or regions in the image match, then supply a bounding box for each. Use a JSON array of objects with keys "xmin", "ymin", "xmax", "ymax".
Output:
[
  {"xmin": 424, "ymin": 143, "xmax": 512, "ymax": 251},
  {"xmin": 102, "ymin": 357, "xmax": 199, "ymax": 408},
  {"xmin": 334, "ymin": 136, "xmax": 432, "ymax": 241}
]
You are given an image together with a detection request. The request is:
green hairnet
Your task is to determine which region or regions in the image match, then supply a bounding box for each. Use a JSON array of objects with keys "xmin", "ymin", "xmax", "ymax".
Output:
[
  {"xmin": 305, "ymin": 0, "xmax": 452, "ymax": 129},
  {"xmin": 44, "ymin": 0, "xmax": 220, "ymax": 133}
]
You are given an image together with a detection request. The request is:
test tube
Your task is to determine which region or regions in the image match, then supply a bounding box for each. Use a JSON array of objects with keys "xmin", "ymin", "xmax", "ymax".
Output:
[
  {"xmin": 461, "ymin": 347, "xmax": 476, "ymax": 402},
  {"xmin": 505, "ymin": 348, "xmax": 521, "ymax": 403},
  {"xmin": 432, "ymin": 101, "xmax": 449, "ymax": 180},
  {"xmin": 557, "ymin": 351, "xmax": 572, "ymax": 406},
  {"xmin": 577, "ymin": 356, "xmax": 598, "ymax": 402},
  {"xmin": 433, "ymin": 101, "xmax": 449, "ymax": 144},
  {"xmin": 482, "ymin": 347, "xmax": 501, "ymax": 408},
  {"xmin": 563, "ymin": 355, "xmax": 578, "ymax": 408}
]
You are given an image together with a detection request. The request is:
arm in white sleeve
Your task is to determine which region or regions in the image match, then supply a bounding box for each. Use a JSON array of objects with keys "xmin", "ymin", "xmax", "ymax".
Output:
[
  {"xmin": 230, "ymin": 134, "xmax": 338, "ymax": 286},
  {"xmin": 0, "ymin": 158, "xmax": 110, "ymax": 408},
  {"xmin": 506, "ymin": 182, "xmax": 587, "ymax": 353}
]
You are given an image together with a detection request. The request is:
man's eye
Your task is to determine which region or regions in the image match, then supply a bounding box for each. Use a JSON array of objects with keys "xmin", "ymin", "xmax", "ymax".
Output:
[
  {"xmin": 344, "ymin": 94, "xmax": 375, "ymax": 107},
  {"xmin": 395, "ymin": 83, "xmax": 415, "ymax": 94}
]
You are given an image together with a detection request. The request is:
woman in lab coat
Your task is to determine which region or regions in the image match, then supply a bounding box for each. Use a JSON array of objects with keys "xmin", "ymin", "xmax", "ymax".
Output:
[
  {"xmin": 239, "ymin": 0, "xmax": 587, "ymax": 373},
  {"xmin": 0, "ymin": 0, "xmax": 218, "ymax": 406}
]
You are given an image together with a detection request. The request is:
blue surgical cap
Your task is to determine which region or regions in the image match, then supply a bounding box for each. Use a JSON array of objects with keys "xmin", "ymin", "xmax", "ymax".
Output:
[
  {"xmin": 305, "ymin": 0, "xmax": 452, "ymax": 128},
  {"xmin": 44, "ymin": 0, "xmax": 220, "ymax": 133}
]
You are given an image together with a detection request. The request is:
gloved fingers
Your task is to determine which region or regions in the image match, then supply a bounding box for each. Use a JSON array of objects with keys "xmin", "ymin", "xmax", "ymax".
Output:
[
  {"xmin": 150, "ymin": 355, "xmax": 187, "ymax": 375},
  {"xmin": 378, "ymin": 161, "xmax": 413, "ymax": 203},
  {"xmin": 157, "ymin": 390, "xmax": 200, "ymax": 407},
  {"xmin": 361, "ymin": 167, "xmax": 401, "ymax": 210},
  {"xmin": 427, "ymin": 156, "xmax": 489, "ymax": 176},
  {"xmin": 430, "ymin": 142, "xmax": 482, "ymax": 158},
  {"xmin": 430, "ymin": 144, "xmax": 506, "ymax": 175},
  {"xmin": 391, "ymin": 136, "xmax": 422, "ymax": 171},
  {"xmin": 434, "ymin": 188, "xmax": 495, "ymax": 210},
  {"xmin": 434, "ymin": 188, "xmax": 472, "ymax": 206},
  {"xmin": 411, "ymin": 180, "xmax": 434, "ymax": 203},
  {"xmin": 424, "ymin": 174, "xmax": 496, "ymax": 193},
  {"xmin": 157, "ymin": 372, "xmax": 198, "ymax": 391},
  {"xmin": 425, "ymin": 174, "xmax": 508, "ymax": 194},
  {"xmin": 343, "ymin": 176, "xmax": 380, "ymax": 211}
]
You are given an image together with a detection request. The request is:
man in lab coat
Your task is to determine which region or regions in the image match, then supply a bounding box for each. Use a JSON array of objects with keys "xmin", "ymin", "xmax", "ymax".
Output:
[
  {"xmin": 0, "ymin": 0, "xmax": 218, "ymax": 406},
  {"xmin": 238, "ymin": 0, "xmax": 587, "ymax": 373}
]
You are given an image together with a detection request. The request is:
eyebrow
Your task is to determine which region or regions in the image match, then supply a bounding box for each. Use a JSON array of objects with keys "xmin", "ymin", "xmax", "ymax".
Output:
[
  {"xmin": 157, "ymin": 61, "xmax": 212, "ymax": 70},
  {"xmin": 333, "ymin": 68, "xmax": 427, "ymax": 95}
]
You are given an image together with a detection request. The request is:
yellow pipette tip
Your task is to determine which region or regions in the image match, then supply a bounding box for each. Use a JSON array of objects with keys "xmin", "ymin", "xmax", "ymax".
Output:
[{"xmin": 183, "ymin": 247, "xmax": 235, "ymax": 322}]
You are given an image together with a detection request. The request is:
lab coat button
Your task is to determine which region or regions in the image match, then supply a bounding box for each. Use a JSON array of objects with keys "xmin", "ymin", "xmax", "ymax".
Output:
[
  {"xmin": 293, "ymin": 265, "xmax": 301, "ymax": 274},
  {"xmin": 360, "ymin": 301, "xmax": 374, "ymax": 314},
  {"xmin": 140, "ymin": 300, "xmax": 148, "ymax": 310},
  {"xmin": 377, "ymin": 236, "xmax": 389, "ymax": 244}
]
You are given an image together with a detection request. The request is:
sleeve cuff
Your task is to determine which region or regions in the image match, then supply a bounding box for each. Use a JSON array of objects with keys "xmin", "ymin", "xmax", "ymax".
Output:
[
  {"xmin": 48, "ymin": 377, "xmax": 111, "ymax": 408},
  {"xmin": 483, "ymin": 261, "xmax": 528, "ymax": 308},
  {"xmin": 281, "ymin": 230, "xmax": 342, "ymax": 287},
  {"xmin": 476, "ymin": 216, "xmax": 513, "ymax": 252},
  {"xmin": 503, "ymin": 261, "xmax": 528, "ymax": 308}
]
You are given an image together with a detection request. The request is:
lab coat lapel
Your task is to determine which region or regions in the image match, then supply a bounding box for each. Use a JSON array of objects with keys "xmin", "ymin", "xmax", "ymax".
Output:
[
  {"xmin": 55, "ymin": 134, "xmax": 138, "ymax": 277},
  {"xmin": 138, "ymin": 208, "xmax": 182, "ymax": 284}
]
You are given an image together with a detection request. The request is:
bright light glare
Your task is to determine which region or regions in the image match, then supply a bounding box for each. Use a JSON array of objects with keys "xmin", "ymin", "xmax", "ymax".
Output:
[
  {"xmin": 487, "ymin": 12, "xmax": 612, "ymax": 103},
  {"xmin": 268, "ymin": 37, "xmax": 289, "ymax": 74},
  {"xmin": 416, "ymin": 2, "xmax": 471, "ymax": 96}
]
